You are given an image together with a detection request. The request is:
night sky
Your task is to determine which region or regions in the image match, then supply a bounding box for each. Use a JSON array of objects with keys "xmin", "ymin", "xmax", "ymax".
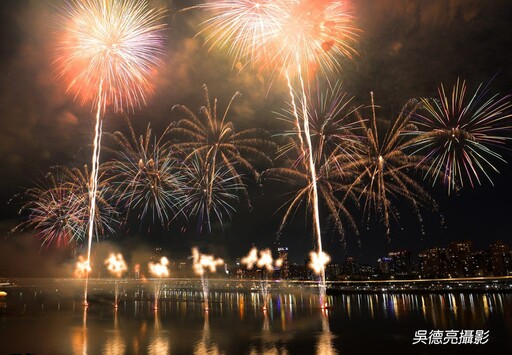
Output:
[{"xmin": 1, "ymin": 0, "xmax": 512, "ymax": 276}]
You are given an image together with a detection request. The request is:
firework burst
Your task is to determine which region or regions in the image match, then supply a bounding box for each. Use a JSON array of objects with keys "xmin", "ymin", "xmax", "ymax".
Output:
[
  {"xmin": 75, "ymin": 255, "xmax": 92, "ymax": 278},
  {"xmin": 198, "ymin": 0, "xmax": 358, "ymax": 75},
  {"xmin": 14, "ymin": 166, "xmax": 116, "ymax": 247},
  {"xmin": 181, "ymin": 153, "xmax": 243, "ymax": 234},
  {"xmin": 342, "ymin": 95, "xmax": 436, "ymax": 236},
  {"xmin": 54, "ymin": 0, "xmax": 166, "ymax": 304},
  {"xmin": 195, "ymin": 1, "xmax": 359, "ymax": 307},
  {"xmin": 171, "ymin": 84, "xmax": 275, "ymax": 183},
  {"xmin": 263, "ymin": 84, "xmax": 361, "ymax": 240},
  {"xmin": 105, "ymin": 253, "xmax": 128, "ymax": 278},
  {"xmin": 54, "ymin": 0, "xmax": 167, "ymax": 111},
  {"xmin": 408, "ymin": 79, "xmax": 512, "ymax": 194},
  {"xmin": 106, "ymin": 120, "xmax": 185, "ymax": 229}
]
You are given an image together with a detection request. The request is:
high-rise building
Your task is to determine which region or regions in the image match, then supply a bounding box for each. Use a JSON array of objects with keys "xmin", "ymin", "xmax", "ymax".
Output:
[
  {"xmin": 388, "ymin": 251, "xmax": 412, "ymax": 275},
  {"xmin": 341, "ymin": 257, "xmax": 358, "ymax": 275},
  {"xmin": 491, "ymin": 241, "xmax": 511, "ymax": 276},
  {"xmin": 449, "ymin": 240, "xmax": 474, "ymax": 277},
  {"xmin": 419, "ymin": 248, "xmax": 450, "ymax": 278},
  {"xmin": 472, "ymin": 250, "xmax": 492, "ymax": 276},
  {"xmin": 326, "ymin": 263, "xmax": 342, "ymax": 280},
  {"xmin": 449, "ymin": 241, "xmax": 473, "ymax": 277},
  {"xmin": 377, "ymin": 257, "xmax": 393, "ymax": 275},
  {"xmin": 278, "ymin": 247, "xmax": 290, "ymax": 279},
  {"xmin": 288, "ymin": 263, "xmax": 308, "ymax": 280}
]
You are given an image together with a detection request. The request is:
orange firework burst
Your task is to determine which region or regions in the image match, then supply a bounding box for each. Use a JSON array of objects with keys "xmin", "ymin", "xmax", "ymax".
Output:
[
  {"xmin": 74, "ymin": 256, "xmax": 92, "ymax": 278},
  {"xmin": 241, "ymin": 247, "xmax": 282, "ymax": 271},
  {"xmin": 54, "ymin": 0, "xmax": 167, "ymax": 111},
  {"xmin": 199, "ymin": 0, "xmax": 358, "ymax": 75},
  {"xmin": 105, "ymin": 253, "xmax": 128, "ymax": 278},
  {"xmin": 148, "ymin": 257, "xmax": 170, "ymax": 278},
  {"xmin": 308, "ymin": 250, "xmax": 330, "ymax": 275},
  {"xmin": 192, "ymin": 248, "xmax": 224, "ymax": 276}
]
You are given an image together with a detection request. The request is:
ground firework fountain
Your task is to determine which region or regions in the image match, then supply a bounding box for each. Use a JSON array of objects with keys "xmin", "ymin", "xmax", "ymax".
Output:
[
  {"xmin": 309, "ymin": 251, "xmax": 331, "ymax": 309},
  {"xmin": 105, "ymin": 253, "xmax": 128, "ymax": 308},
  {"xmin": 241, "ymin": 247, "xmax": 282, "ymax": 311},
  {"xmin": 148, "ymin": 257, "xmax": 170, "ymax": 310},
  {"xmin": 192, "ymin": 248, "xmax": 224, "ymax": 311},
  {"xmin": 74, "ymin": 255, "xmax": 92, "ymax": 279}
]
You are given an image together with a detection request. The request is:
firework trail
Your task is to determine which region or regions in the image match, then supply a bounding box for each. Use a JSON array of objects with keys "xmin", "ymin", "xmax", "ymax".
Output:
[
  {"xmin": 262, "ymin": 83, "xmax": 361, "ymax": 257},
  {"xmin": 54, "ymin": 0, "xmax": 166, "ymax": 304},
  {"xmin": 192, "ymin": 248, "xmax": 224, "ymax": 311},
  {"xmin": 148, "ymin": 256, "xmax": 170, "ymax": 310},
  {"xmin": 408, "ymin": 79, "xmax": 512, "ymax": 194},
  {"xmin": 105, "ymin": 253, "xmax": 127, "ymax": 307},
  {"xmin": 196, "ymin": 1, "xmax": 359, "ymax": 306}
]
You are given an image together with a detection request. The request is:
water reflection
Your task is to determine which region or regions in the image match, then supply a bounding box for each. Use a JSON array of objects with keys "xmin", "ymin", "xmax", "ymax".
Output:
[
  {"xmin": 148, "ymin": 310, "xmax": 171, "ymax": 354},
  {"xmin": 2, "ymin": 283, "xmax": 511, "ymax": 354},
  {"xmin": 102, "ymin": 310, "xmax": 126, "ymax": 355},
  {"xmin": 71, "ymin": 306, "xmax": 88, "ymax": 355},
  {"xmin": 194, "ymin": 313, "xmax": 221, "ymax": 355},
  {"xmin": 316, "ymin": 311, "xmax": 337, "ymax": 355}
]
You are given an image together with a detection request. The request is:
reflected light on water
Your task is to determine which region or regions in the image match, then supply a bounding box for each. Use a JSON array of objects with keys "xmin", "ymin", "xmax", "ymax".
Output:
[
  {"xmin": 103, "ymin": 332, "xmax": 125, "ymax": 355},
  {"xmin": 71, "ymin": 307, "xmax": 88, "ymax": 355},
  {"xmin": 2, "ymin": 281, "xmax": 511, "ymax": 354},
  {"xmin": 316, "ymin": 312, "xmax": 337, "ymax": 355},
  {"xmin": 194, "ymin": 314, "xmax": 221, "ymax": 355}
]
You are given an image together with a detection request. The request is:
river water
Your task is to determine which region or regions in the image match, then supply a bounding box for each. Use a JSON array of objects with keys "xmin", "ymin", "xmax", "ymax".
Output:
[{"xmin": 0, "ymin": 279, "xmax": 510, "ymax": 354}]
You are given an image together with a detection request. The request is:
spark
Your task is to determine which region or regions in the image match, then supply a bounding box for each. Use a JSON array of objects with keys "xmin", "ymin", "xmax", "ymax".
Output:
[
  {"xmin": 241, "ymin": 247, "xmax": 282, "ymax": 271},
  {"xmin": 241, "ymin": 247, "xmax": 259, "ymax": 270}
]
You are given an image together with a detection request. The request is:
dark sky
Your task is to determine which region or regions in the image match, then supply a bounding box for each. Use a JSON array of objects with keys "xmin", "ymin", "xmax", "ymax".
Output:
[{"xmin": 1, "ymin": 0, "xmax": 512, "ymax": 275}]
